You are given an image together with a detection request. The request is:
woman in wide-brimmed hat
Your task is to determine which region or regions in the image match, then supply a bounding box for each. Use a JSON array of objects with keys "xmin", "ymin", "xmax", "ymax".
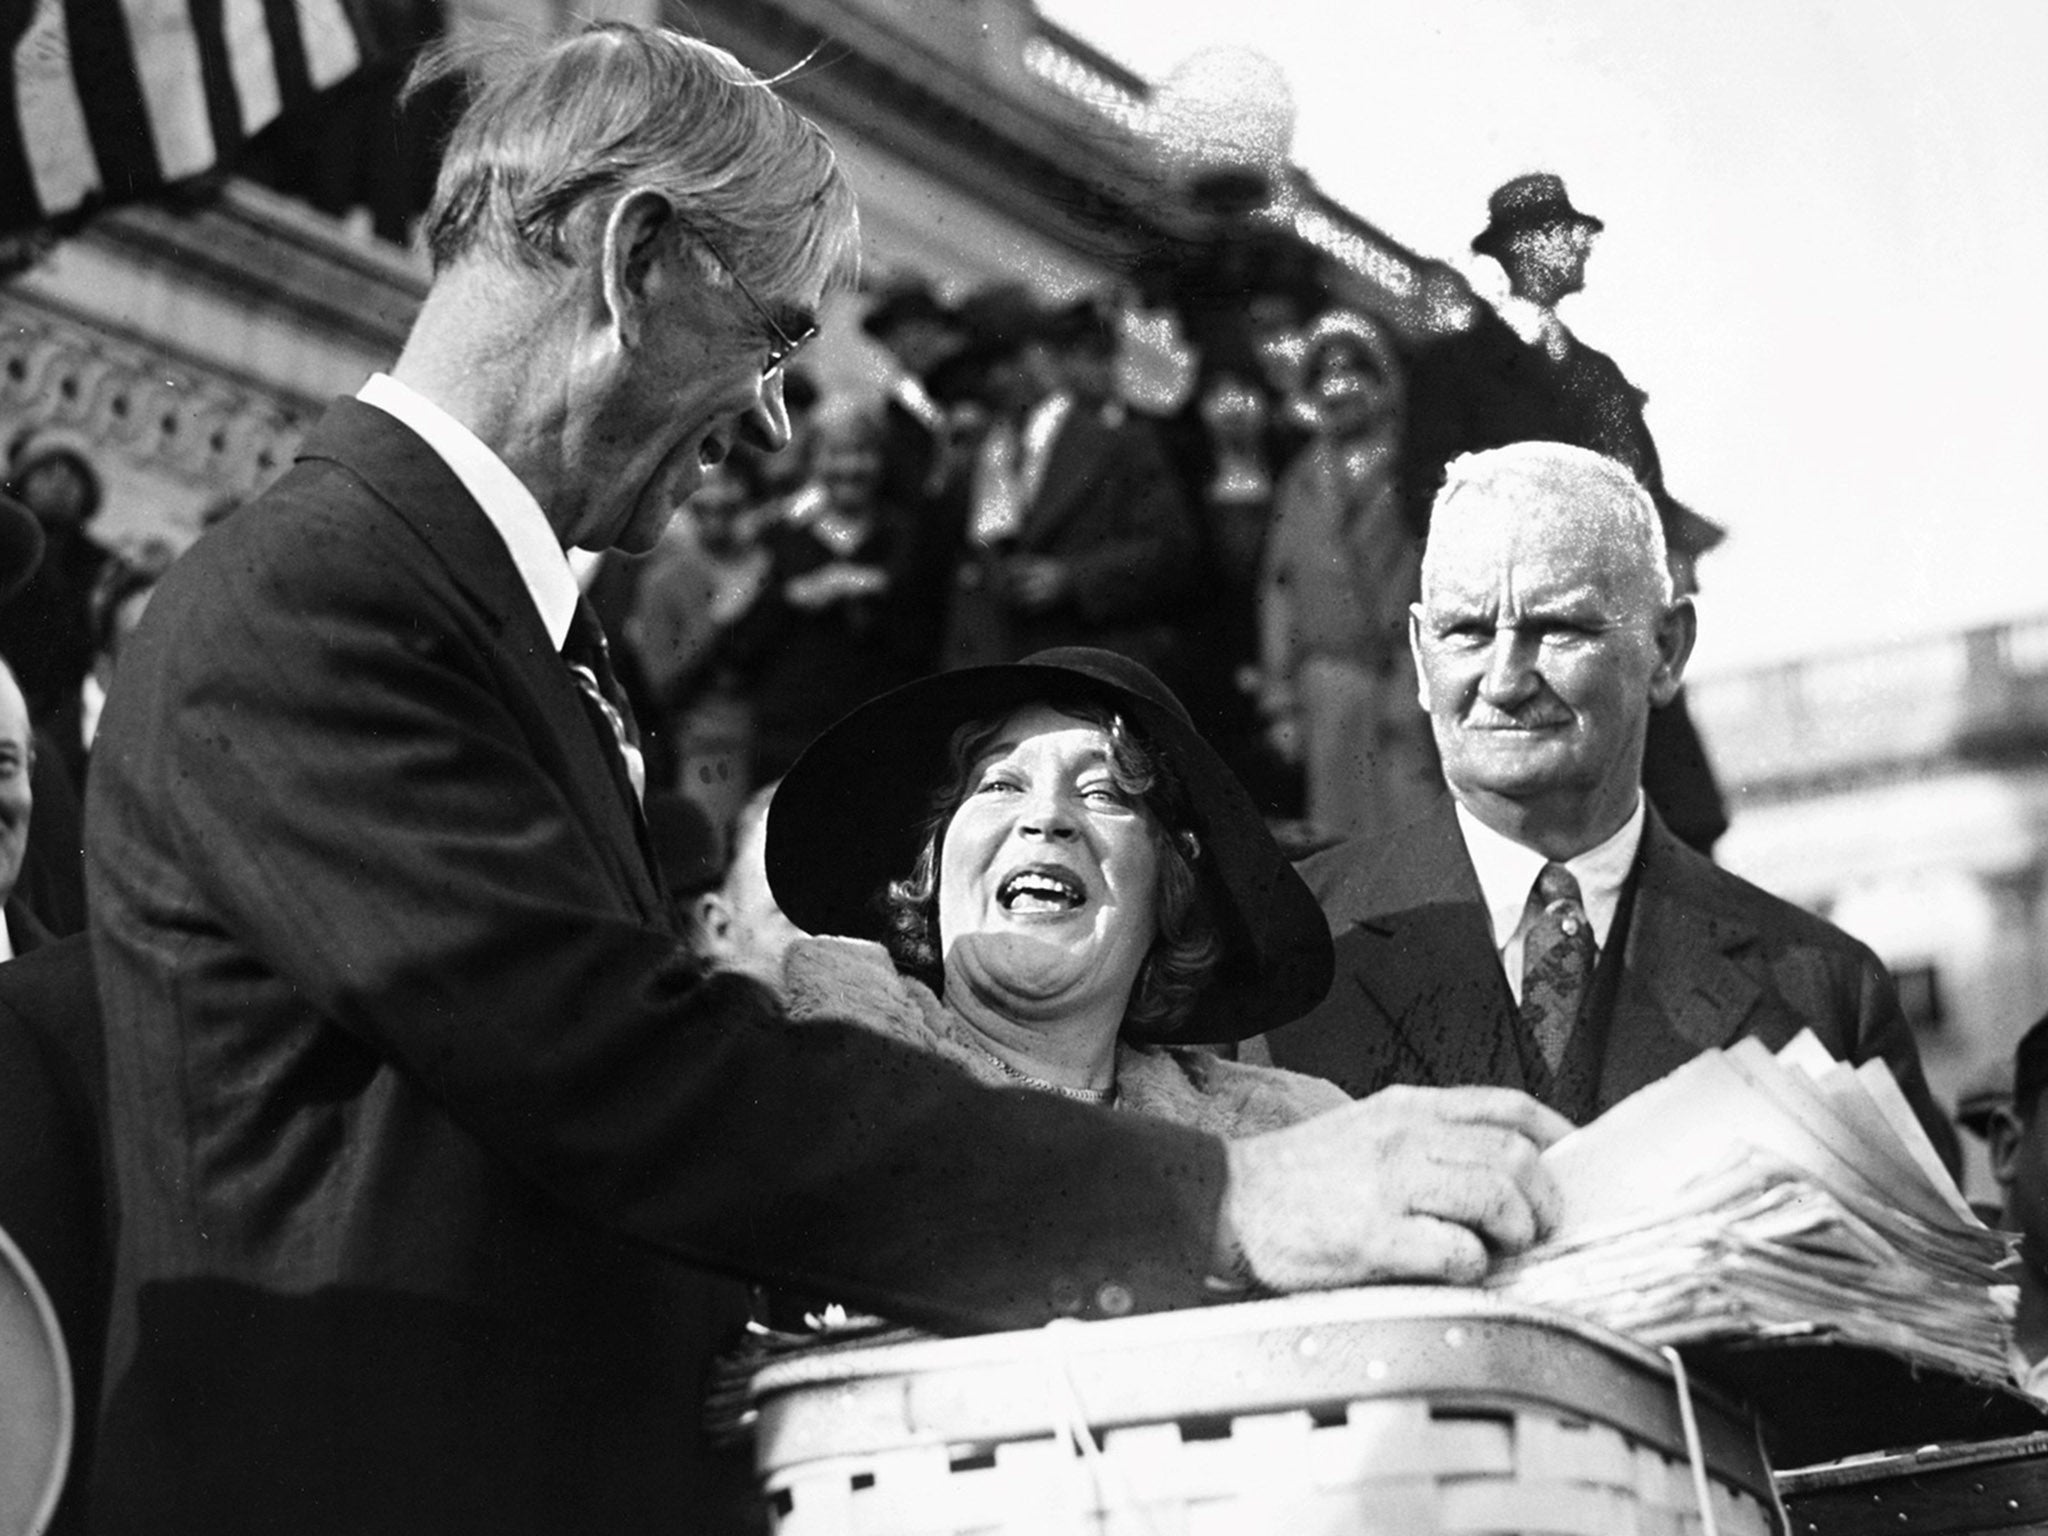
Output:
[{"xmin": 764, "ymin": 646, "xmax": 1347, "ymax": 1135}]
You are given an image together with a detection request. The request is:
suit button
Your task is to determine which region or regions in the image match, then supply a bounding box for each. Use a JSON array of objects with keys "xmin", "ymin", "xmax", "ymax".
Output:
[
  {"xmin": 1095, "ymin": 1282, "xmax": 1134, "ymax": 1317},
  {"xmin": 1048, "ymin": 1276, "xmax": 1082, "ymax": 1315}
]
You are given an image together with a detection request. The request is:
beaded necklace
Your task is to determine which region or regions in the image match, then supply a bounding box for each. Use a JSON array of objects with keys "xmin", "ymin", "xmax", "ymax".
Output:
[{"xmin": 965, "ymin": 1038, "xmax": 1117, "ymax": 1107}]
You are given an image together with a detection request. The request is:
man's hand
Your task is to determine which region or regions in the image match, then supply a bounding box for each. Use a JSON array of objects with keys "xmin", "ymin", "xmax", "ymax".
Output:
[{"xmin": 1219, "ymin": 1085, "xmax": 1571, "ymax": 1291}]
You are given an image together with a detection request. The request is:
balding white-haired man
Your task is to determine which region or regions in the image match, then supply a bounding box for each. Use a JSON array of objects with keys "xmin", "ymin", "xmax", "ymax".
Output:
[{"xmin": 1267, "ymin": 441, "xmax": 1957, "ymax": 1165}]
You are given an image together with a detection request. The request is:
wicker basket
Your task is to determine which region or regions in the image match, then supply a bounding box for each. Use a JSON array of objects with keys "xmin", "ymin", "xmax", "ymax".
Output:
[{"xmin": 751, "ymin": 1288, "xmax": 1782, "ymax": 1536}]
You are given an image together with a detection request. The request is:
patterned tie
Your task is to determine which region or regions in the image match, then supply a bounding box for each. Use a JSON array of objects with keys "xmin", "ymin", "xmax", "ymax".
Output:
[
  {"xmin": 562, "ymin": 599, "xmax": 646, "ymax": 805},
  {"xmin": 1520, "ymin": 862, "xmax": 1594, "ymax": 1074}
]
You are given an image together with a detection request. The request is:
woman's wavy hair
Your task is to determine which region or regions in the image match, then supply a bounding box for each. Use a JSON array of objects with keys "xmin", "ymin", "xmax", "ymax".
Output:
[
  {"xmin": 881, "ymin": 696, "xmax": 1222, "ymax": 1038},
  {"xmin": 407, "ymin": 23, "xmax": 860, "ymax": 305}
]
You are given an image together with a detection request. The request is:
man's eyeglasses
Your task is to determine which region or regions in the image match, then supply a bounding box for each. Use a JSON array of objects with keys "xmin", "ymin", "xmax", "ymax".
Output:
[{"xmin": 673, "ymin": 207, "xmax": 817, "ymax": 378}]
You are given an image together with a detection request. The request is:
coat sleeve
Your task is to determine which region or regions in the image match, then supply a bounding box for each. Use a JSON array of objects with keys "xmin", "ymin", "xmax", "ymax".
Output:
[{"xmin": 86, "ymin": 463, "xmax": 1230, "ymax": 1334}]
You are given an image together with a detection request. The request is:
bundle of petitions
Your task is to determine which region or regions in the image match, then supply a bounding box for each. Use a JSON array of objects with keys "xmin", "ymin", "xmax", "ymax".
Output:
[{"xmin": 1485, "ymin": 1031, "xmax": 2013, "ymax": 1387}]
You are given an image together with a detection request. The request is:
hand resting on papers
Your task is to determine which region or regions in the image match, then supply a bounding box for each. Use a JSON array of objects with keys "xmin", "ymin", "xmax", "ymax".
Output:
[{"xmin": 1221, "ymin": 1084, "xmax": 1573, "ymax": 1291}]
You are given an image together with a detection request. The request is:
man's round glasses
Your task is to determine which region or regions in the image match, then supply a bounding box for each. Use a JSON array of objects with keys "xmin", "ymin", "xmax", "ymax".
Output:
[{"xmin": 673, "ymin": 208, "xmax": 817, "ymax": 379}]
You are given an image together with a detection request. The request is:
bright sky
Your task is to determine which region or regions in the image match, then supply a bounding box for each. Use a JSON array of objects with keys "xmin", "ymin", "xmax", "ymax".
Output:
[{"xmin": 1037, "ymin": 0, "xmax": 2048, "ymax": 676}]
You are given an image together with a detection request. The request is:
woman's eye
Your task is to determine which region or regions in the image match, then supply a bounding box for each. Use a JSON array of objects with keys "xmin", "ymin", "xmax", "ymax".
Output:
[
  {"xmin": 1080, "ymin": 782, "xmax": 1129, "ymax": 806},
  {"xmin": 974, "ymin": 774, "xmax": 1022, "ymax": 795}
]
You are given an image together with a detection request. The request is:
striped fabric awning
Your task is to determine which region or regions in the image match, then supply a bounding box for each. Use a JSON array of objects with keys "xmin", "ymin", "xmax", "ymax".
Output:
[{"xmin": 0, "ymin": 0, "xmax": 369, "ymax": 234}]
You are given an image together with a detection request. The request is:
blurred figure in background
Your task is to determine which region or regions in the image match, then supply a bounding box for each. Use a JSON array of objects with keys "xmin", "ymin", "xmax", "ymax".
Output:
[
  {"xmin": 942, "ymin": 288, "xmax": 1200, "ymax": 683},
  {"xmin": 0, "ymin": 430, "xmax": 110, "ymax": 777},
  {"xmin": 715, "ymin": 396, "xmax": 925, "ymax": 783},
  {"xmin": 0, "ymin": 490, "xmax": 83, "ymax": 938},
  {"xmin": 626, "ymin": 458, "xmax": 775, "ymax": 810},
  {"xmin": 697, "ymin": 781, "xmax": 801, "ymax": 989},
  {"xmin": 862, "ymin": 275, "xmax": 970, "ymax": 511},
  {"xmin": 78, "ymin": 539, "xmax": 177, "ymax": 769},
  {"xmin": 644, "ymin": 782, "xmax": 802, "ymax": 991},
  {"xmin": 1256, "ymin": 311, "xmax": 1436, "ymax": 843}
]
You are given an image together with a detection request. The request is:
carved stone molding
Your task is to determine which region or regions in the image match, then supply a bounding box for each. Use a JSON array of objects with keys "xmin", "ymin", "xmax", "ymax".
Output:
[
  {"xmin": 1, "ymin": 299, "xmax": 306, "ymax": 493},
  {"xmin": 0, "ymin": 297, "xmax": 310, "ymax": 547}
]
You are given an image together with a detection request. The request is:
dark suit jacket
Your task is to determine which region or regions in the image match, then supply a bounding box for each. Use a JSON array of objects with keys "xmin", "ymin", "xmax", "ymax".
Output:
[
  {"xmin": 84, "ymin": 400, "xmax": 1229, "ymax": 1535},
  {"xmin": 0, "ymin": 931, "xmax": 105, "ymax": 1536},
  {"xmin": 1267, "ymin": 797, "xmax": 1958, "ymax": 1167},
  {"xmin": 946, "ymin": 401, "xmax": 1200, "ymax": 681}
]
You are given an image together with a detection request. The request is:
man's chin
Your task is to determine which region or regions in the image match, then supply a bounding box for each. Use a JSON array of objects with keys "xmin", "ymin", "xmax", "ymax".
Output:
[{"xmin": 608, "ymin": 502, "xmax": 682, "ymax": 557}]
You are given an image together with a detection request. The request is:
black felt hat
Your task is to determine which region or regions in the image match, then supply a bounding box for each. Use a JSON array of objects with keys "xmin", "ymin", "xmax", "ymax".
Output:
[
  {"xmin": 0, "ymin": 492, "xmax": 45, "ymax": 606},
  {"xmin": 765, "ymin": 647, "xmax": 1335, "ymax": 1044},
  {"xmin": 1471, "ymin": 172, "xmax": 1604, "ymax": 259}
]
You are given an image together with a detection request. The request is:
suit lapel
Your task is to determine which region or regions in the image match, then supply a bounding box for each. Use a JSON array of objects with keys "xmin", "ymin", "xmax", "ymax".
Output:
[
  {"xmin": 1018, "ymin": 404, "xmax": 1104, "ymax": 549},
  {"xmin": 1598, "ymin": 809, "xmax": 1764, "ymax": 1108},
  {"xmin": 1300, "ymin": 799, "xmax": 1532, "ymax": 1097},
  {"xmin": 3, "ymin": 897, "xmax": 51, "ymax": 956},
  {"xmin": 296, "ymin": 402, "xmax": 664, "ymax": 917}
]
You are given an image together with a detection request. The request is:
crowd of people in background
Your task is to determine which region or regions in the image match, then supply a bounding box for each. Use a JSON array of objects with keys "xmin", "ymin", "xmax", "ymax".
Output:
[
  {"xmin": 564, "ymin": 188, "xmax": 1733, "ymax": 881},
  {"xmin": 586, "ymin": 269, "xmax": 1430, "ymax": 862},
  {"xmin": 0, "ymin": 26, "xmax": 2026, "ymax": 1535},
  {"xmin": 0, "ymin": 202, "xmax": 1744, "ymax": 971}
]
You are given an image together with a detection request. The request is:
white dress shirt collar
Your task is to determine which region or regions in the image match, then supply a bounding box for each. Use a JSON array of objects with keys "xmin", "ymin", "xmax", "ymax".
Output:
[
  {"xmin": 356, "ymin": 373, "xmax": 581, "ymax": 651},
  {"xmin": 1455, "ymin": 796, "xmax": 1646, "ymax": 996}
]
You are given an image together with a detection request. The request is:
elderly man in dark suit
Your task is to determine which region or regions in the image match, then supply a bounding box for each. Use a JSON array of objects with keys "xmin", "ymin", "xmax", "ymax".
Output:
[
  {"xmin": 1266, "ymin": 441, "xmax": 1957, "ymax": 1168},
  {"xmin": 83, "ymin": 26, "xmax": 1571, "ymax": 1535}
]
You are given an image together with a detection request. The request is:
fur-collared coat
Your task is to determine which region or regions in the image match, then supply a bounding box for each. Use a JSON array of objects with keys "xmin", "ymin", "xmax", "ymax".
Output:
[{"xmin": 783, "ymin": 936, "xmax": 1349, "ymax": 1138}]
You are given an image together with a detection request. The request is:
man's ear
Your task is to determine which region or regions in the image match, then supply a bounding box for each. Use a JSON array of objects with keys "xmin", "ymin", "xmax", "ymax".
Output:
[
  {"xmin": 1408, "ymin": 604, "xmax": 1431, "ymax": 710},
  {"xmin": 694, "ymin": 891, "xmax": 736, "ymax": 961},
  {"xmin": 597, "ymin": 188, "xmax": 675, "ymax": 351},
  {"xmin": 1991, "ymin": 1106, "xmax": 2026, "ymax": 1188},
  {"xmin": 1648, "ymin": 594, "xmax": 1697, "ymax": 707}
]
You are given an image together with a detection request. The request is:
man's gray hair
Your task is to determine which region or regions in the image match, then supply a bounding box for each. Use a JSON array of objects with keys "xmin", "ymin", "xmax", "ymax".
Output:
[
  {"xmin": 1425, "ymin": 441, "xmax": 1673, "ymax": 607},
  {"xmin": 410, "ymin": 23, "xmax": 860, "ymax": 306}
]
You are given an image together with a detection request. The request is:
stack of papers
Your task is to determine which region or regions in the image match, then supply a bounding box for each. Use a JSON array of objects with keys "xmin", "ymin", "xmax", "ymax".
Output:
[{"xmin": 1486, "ymin": 1032, "xmax": 2016, "ymax": 1386}]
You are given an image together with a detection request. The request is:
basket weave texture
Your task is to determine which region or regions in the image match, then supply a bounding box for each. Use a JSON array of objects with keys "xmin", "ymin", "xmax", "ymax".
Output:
[
  {"xmin": 754, "ymin": 1292, "xmax": 1779, "ymax": 1536},
  {"xmin": 767, "ymin": 1397, "xmax": 1774, "ymax": 1535}
]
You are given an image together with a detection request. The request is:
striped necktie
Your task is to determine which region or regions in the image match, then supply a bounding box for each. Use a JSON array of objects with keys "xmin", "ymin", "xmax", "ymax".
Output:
[
  {"xmin": 562, "ymin": 599, "xmax": 646, "ymax": 805},
  {"xmin": 1520, "ymin": 862, "xmax": 1593, "ymax": 1074}
]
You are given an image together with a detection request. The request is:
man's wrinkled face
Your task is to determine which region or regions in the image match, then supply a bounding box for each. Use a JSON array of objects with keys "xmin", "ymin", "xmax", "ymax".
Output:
[
  {"xmin": 1411, "ymin": 493, "xmax": 1688, "ymax": 847},
  {"xmin": 568, "ymin": 205, "xmax": 819, "ymax": 557}
]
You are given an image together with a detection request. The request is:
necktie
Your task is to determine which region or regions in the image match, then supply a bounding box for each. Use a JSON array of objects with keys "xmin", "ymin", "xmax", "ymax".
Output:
[
  {"xmin": 1520, "ymin": 862, "xmax": 1593, "ymax": 1074},
  {"xmin": 562, "ymin": 599, "xmax": 646, "ymax": 805}
]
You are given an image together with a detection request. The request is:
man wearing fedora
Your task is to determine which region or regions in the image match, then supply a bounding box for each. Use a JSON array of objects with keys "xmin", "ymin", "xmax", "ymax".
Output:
[{"xmin": 1400, "ymin": 171, "xmax": 1730, "ymax": 854}]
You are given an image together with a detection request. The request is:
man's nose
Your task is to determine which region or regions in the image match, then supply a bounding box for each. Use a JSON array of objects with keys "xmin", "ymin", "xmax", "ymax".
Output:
[
  {"xmin": 739, "ymin": 370, "xmax": 792, "ymax": 454},
  {"xmin": 1479, "ymin": 629, "xmax": 1540, "ymax": 701}
]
